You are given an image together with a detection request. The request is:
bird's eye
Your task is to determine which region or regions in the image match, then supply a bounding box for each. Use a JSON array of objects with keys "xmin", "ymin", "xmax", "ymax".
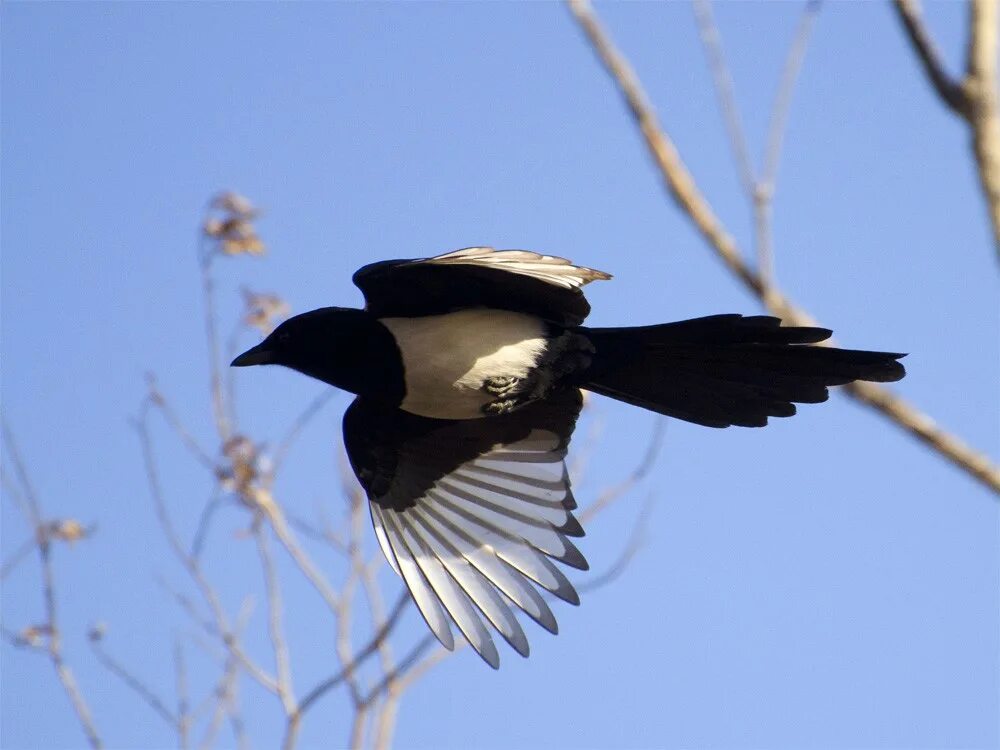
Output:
[{"xmin": 278, "ymin": 332, "xmax": 291, "ymax": 342}]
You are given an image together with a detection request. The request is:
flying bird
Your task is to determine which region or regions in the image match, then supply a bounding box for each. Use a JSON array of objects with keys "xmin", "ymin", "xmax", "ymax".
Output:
[{"xmin": 232, "ymin": 247, "xmax": 906, "ymax": 668}]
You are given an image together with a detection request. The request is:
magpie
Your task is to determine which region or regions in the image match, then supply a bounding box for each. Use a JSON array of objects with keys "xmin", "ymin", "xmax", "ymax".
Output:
[{"xmin": 232, "ymin": 247, "xmax": 906, "ymax": 668}]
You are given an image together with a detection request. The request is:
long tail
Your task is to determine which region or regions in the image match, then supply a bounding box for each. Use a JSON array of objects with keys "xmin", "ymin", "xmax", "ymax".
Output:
[{"xmin": 578, "ymin": 315, "xmax": 906, "ymax": 428}]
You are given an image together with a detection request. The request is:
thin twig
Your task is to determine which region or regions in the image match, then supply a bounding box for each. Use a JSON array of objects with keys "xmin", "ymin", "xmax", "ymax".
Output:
[
  {"xmin": 0, "ymin": 536, "xmax": 36, "ymax": 580},
  {"xmin": 147, "ymin": 379, "xmax": 217, "ymax": 471},
  {"xmin": 362, "ymin": 634, "xmax": 441, "ymax": 705},
  {"xmin": 361, "ymin": 557, "xmax": 399, "ymax": 750},
  {"xmin": 892, "ymin": 0, "xmax": 970, "ymax": 115},
  {"xmin": 190, "ymin": 492, "xmax": 224, "ymax": 561},
  {"xmin": 270, "ymin": 390, "xmax": 337, "ymax": 474},
  {"xmin": 175, "ymin": 640, "xmax": 191, "ymax": 749},
  {"xmin": 756, "ymin": 0, "xmax": 821, "ymax": 282},
  {"xmin": 138, "ymin": 409, "xmax": 279, "ymax": 695},
  {"xmin": 580, "ymin": 418, "xmax": 665, "ymax": 525},
  {"xmin": 567, "ymin": 0, "xmax": 1000, "ymax": 495},
  {"xmin": 259, "ymin": 496, "xmax": 342, "ymax": 612},
  {"xmin": 1, "ymin": 420, "xmax": 103, "ymax": 749},
  {"xmin": 199, "ymin": 244, "xmax": 233, "ymax": 443},
  {"xmin": 761, "ymin": 0, "xmax": 822, "ymax": 191},
  {"xmin": 694, "ymin": 0, "xmax": 821, "ymax": 285},
  {"xmin": 692, "ymin": 0, "xmax": 756, "ymax": 197},
  {"xmin": 282, "ymin": 591, "xmax": 411, "ymax": 749},
  {"xmin": 577, "ymin": 492, "xmax": 655, "ymax": 594},
  {"xmin": 334, "ymin": 502, "xmax": 366, "ymax": 708},
  {"xmin": 253, "ymin": 521, "xmax": 296, "ymax": 715},
  {"xmin": 91, "ymin": 640, "xmax": 178, "ymax": 728},
  {"xmin": 893, "ymin": 0, "xmax": 1000, "ymax": 261},
  {"xmin": 199, "ymin": 602, "xmax": 254, "ymax": 750}
]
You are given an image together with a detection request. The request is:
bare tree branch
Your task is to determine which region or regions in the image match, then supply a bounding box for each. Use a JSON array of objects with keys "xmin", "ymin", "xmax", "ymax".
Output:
[
  {"xmin": 893, "ymin": 0, "xmax": 1000, "ymax": 261},
  {"xmin": 756, "ymin": 0, "xmax": 821, "ymax": 281},
  {"xmin": 1, "ymin": 420, "xmax": 103, "ymax": 749},
  {"xmin": 0, "ymin": 420, "xmax": 102, "ymax": 748},
  {"xmin": 893, "ymin": 0, "xmax": 970, "ymax": 115},
  {"xmin": 0, "ymin": 536, "xmax": 36, "ymax": 581},
  {"xmin": 136, "ymin": 407, "xmax": 282, "ymax": 696},
  {"xmin": 692, "ymin": 0, "xmax": 756, "ymax": 197},
  {"xmin": 175, "ymin": 641, "xmax": 191, "ymax": 750},
  {"xmin": 259, "ymin": 495, "xmax": 342, "ymax": 613},
  {"xmin": 253, "ymin": 521, "xmax": 296, "ymax": 715},
  {"xmin": 91, "ymin": 637, "xmax": 177, "ymax": 729},
  {"xmin": 580, "ymin": 418, "xmax": 664, "ymax": 525},
  {"xmin": 966, "ymin": 0, "xmax": 1000, "ymax": 261},
  {"xmin": 566, "ymin": 0, "xmax": 1000, "ymax": 496},
  {"xmin": 282, "ymin": 591, "xmax": 411, "ymax": 750},
  {"xmin": 694, "ymin": 0, "xmax": 821, "ymax": 286},
  {"xmin": 577, "ymin": 492, "xmax": 655, "ymax": 594},
  {"xmin": 270, "ymin": 390, "xmax": 337, "ymax": 474},
  {"xmin": 147, "ymin": 377, "xmax": 217, "ymax": 472}
]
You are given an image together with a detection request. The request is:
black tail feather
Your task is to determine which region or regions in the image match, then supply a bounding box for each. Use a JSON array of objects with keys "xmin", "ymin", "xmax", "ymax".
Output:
[{"xmin": 579, "ymin": 315, "xmax": 906, "ymax": 428}]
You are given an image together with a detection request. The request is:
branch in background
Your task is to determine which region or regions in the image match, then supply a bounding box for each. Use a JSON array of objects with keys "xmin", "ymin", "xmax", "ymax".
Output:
[
  {"xmin": 693, "ymin": 0, "xmax": 821, "ymax": 286},
  {"xmin": 757, "ymin": 0, "xmax": 821, "ymax": 280},
  {"xmin": 892, "ymin": 0, "xmax": 970, "ymax": 115},
  {"xmin": 580, "ymin": 418, "xmax": 664, "ymax": 525},
  {"xmin": 0, "ymin": 420, "xmax": 103, "ymax": 749},
  {"xmin": 692, "ymin": 0, "xmax": 756, "ymax": 197},
  {"xmin": 0, "ymin": 536, "xmax": 36, "ymax": 581},
  {"xmin": 577, "ymin": 491, "xmax": 655, "ymax": 595},
  {"xmin": 893, "ymin": 0, "xmax": 1000, "ymax": 261},
  {"xmin": 90, "ymin": 633, "xmax": 178, "ymax": 730},
  {"xmin": 283, "ymin": 591, "xmax": 412, "ymax": 749},
  {"xmin": 566, "ymin": 0, "xmax": 1000, "ymax": 496},
  {"xmin": 253, "ymin": 520, "xmax": 296, "ymax": 715}
]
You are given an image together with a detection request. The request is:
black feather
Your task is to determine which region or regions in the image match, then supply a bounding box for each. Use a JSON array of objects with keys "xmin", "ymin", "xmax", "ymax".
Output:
[{"xmin": 579, "ymin": 315, "xmax": 906, "ymax": 428}]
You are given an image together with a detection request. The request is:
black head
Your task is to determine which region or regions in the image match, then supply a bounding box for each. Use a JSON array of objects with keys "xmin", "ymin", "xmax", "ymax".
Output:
[{"xmin": 231, "ymin": 307, "xmax": 404, "ymax": 401}]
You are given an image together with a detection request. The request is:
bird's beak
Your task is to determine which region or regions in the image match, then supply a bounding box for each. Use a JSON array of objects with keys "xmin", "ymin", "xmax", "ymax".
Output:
[{"xmin": 231, "ymin": 342, "xmax": 274, "ymax": 367}]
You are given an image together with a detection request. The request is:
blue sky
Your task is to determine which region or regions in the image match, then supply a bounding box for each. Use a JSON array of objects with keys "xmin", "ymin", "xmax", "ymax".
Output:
[{"xmin": 2, "ymin": 2, "xmax": 997, "ymax": 749}]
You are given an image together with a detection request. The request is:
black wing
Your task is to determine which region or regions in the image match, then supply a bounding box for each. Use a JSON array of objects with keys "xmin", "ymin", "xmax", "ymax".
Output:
[
  {"xmin": 342, "ymin": 388, "xmax": 586, "ymax": 668},
  {"xmin": 352, "ymin": 247, "xmax": 611, "ymax": 327}
]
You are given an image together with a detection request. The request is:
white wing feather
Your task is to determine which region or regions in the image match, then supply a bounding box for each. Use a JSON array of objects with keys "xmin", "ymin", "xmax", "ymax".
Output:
[
  {"xmin": 369, "ymin": 427, "xmax": 584, "ymax": 667},
  {"xmin": 424, "ymin": 247, "xmax": 611, "ymax": 290}
]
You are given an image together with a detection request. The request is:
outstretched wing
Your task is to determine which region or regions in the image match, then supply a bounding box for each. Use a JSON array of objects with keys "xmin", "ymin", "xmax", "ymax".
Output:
[
  {"xmin": 353, "ymin": 247, "xmax": 611, "ymax": 327},
  {"xmin": 342, "ymin": 388, "xmax": 586, "ymax": 668}
]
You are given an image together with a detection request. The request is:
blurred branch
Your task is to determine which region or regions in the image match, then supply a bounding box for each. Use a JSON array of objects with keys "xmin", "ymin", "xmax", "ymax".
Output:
[
  {"xmin": 259, "ymin": 495, "xmax": 343, "ymax": 613},
  {"xmin": 567, "ymin": 0, "xmax": 1000, "ymax": 496},
  {"xmin": 283, "ymin": 591, "xmax": 411, "ymax": 750},
  {"xmin": 147, "ymin": 377, "xmax": 217, "ymax": 471},
  {"xmin": 893, "ymin": 0, "xmax": 1000, "ymax": 261},
  {"xmin": 176, "ymin": 641, "xmax": 191, "ymax": 750},
  {"xmin": 200, "ymin": 246, "xmax": 234, "ymax": 443},
  {"xmin": 91, "ymin": 635, "xmax": 178, "ymax": 729},
  {"xmin": 135, "ymin": 404, "xmax": 281, "ymax": 696},
  {"xmin": 693, "ymin": 0, "xmax": 821, "ymax": 286},
  {"xmin": 580, "ymin": 418, "xmax": 664, "ymax": 525},
  {"xmin": 253, "ymin": 520, "xmax": 296, "ymax": 715},
  {"xmin": 577, "ymin": 491, "xmax": 655, "ymax": 594},
  {"xmin": 1, "ymin": 420, "xmax": 103, "ymax": 748},
  {"xmin": 271, "ymin": 390, "xmax": 337, "ymax": 474},
  {"xmin": 692, "ymin": 0, "xmax": 756, "ymax": 197},
  {"xmin": 893, "ymin": 0, "xmax": 969, "ymax": 114},
  {"xmin": 334, "ymin": 502, "xmax": 367, "ymax": 711},
  {"xmin": 0, "ymin": 536, "xmax": 35, "ymax": 580},
  {"xmin": 360, "ymin": 556, "xmax": 400, "ymax": 750}
]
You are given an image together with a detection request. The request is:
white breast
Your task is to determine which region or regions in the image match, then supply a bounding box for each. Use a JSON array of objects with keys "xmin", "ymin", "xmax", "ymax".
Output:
[{"xmin": 380, "ymin": 309, "xmax": 549, "ymax": 420}]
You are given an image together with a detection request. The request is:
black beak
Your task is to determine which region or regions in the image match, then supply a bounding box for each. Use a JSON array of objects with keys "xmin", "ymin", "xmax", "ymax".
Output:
[{"xmin": 231, "ymin": 342, "xmax": 274, "ymax": 367}]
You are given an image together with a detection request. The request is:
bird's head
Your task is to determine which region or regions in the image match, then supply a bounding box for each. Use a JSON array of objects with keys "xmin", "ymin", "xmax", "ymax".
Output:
[{"xmin": 231, "ymin": 307, "xmax": 399, "ymax": 398}]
